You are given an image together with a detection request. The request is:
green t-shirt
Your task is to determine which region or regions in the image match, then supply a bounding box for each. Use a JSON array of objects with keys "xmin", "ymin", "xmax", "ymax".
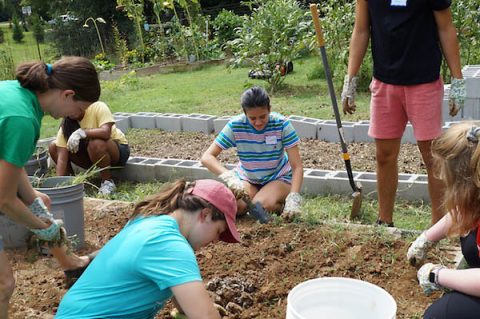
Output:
[{"xmin": 0, "ymin": 80, "xmax": 44, "ymax": 167}]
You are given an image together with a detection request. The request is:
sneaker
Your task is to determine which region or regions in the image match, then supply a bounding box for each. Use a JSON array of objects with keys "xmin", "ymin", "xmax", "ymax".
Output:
[
  {"xmin": 98, "ymin": 180, "xmax": 116, "ymax": 196},
  {"xmin": 375, "ymin": 219, "xmax": 394, "ymax": 227}
]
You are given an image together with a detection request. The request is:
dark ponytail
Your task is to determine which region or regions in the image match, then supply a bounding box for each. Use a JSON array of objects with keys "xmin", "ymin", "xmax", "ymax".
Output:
[{"xmin": 16, "ymin": 56, "xmax": 100, "ymax": 102}]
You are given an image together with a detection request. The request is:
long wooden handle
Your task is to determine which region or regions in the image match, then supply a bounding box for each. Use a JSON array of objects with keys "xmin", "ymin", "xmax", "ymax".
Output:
[{"xmin": 310, "ymin": 4, "xmax": 325, "ymax": 48}]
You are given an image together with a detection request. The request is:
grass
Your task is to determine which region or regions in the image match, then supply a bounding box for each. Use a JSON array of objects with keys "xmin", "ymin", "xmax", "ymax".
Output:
[{"xmin": 0, "ymin": 24, "xmax": 52, "ymax": 65}]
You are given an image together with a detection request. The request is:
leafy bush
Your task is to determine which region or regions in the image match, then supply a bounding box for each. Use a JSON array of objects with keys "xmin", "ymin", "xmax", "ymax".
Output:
[
  {"xmin": 229, "ymin": 0, "xmax": 314, "ymax": 93},
  {"xmin": 212, "ymin": 9, "xmax": 243, "ymax": 49},
  {"xmin": 0, "ymin": 47, "xmax": 15, "ymax": 80},
  {"xmin": 92, "ymin": 53, "xmax": 116, "ymax": 71},
  {"xmin": 47, "ymin": 20, "xmax": 99, "ymax": 57},
  {"xmin": 12, "ymin": 16, "xmax": 24, "ymax": 43},
  {"xmin": 31, "ymin": 14, "xmax": 45, "ymax": 43},
  {"xmin": 0, "ymin": 28, "xmax": 4, "ymax": 44},
  {"xmin": 113, "ymin": 23, "xmax": 129, "ymax": 66}
]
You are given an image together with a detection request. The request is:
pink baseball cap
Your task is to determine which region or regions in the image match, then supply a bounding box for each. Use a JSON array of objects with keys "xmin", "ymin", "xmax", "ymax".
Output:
[{"xmin": 188, "ymin": 179, "xmax": 241, "ymax": 243}]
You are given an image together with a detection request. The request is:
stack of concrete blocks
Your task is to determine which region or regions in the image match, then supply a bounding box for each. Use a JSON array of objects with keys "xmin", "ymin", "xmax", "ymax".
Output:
[
  {"xmin": 317, "ymin": 120, "xmax": 355, "ymax": 143},
  {"xmin": 181, "ymin": 113, "xmax": 217, "ymax": 134},
  {"xmin": 129, "ymin": 112, "xmax": 159, "ymax": 129},
  {"xmin": 442, "ymin": 65, "xmax": 480, "ymax": 123},
  {"xmin": 113, "ymin": 112, "xmax": 134, "ymax": 133},
  {"xmin": 213, "ymin": 116, "xmax": 232, "ymax": 134},
  {"xmin": 155, "ymin": 113, "xmax": 184, "ymax": 131},
  {"xmin": 463, "ymin": 65, "xmax": 480, "ymax": 120},
  {"xmin": 288, "ymin": 116, "xmax": 322, "ymax": 139}
]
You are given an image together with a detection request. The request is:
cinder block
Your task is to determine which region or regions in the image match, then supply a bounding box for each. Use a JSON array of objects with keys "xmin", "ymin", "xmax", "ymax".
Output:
[
  {"xmin": 398, "ymin": 174, "xmax": 430, "ymax": 202},
  {"xmin": 463, "ymin": 65, "xmax": 480, "ymax": 98},
  {"xmin": 322, "ymin": 170, "xmax": 360, "ymax": 195},
  {"xmin": 462, "ymin": 98, "xmax": 480, "ymax": 120},
  {"xmin": 114, "ymin": 116, "xmax": 130, "ymax": 133},
  {"xmin": 214, "ymin": 116, "xmax": 232, "ymax": 134},
  {"xmin": 112, "ymin": 156, "xmax": 151, "ymax": 182},
  {"xmin": 288, "ymin": 116, "xmax": 321, "ymax": 139},
  {"xmin": 318, "ymin": 121, "xmax": 354, "ymax": 143},
  {"xmin": 155, "ymin": 113, "xmax": 184, "ymax": 132},
  {"xmin": 355, "ymin": 172, "xmax": 377, "ymax": 197},
  {"xmin": 301, "ymin": 169, "xmax": 329, "ymax": 195},
  {"xmin": 182, "ymin": 113, "xmax": 217, "ymax": 134},
  {"xmin": 401, "ymin": 124, "xmax": 416, "ymax": 144},
  {"xmin": 352, "ymin": 121, "xmax": 374, "ymax": 143},
  {"xmin": 130, "ymin": 112, "xmax": 158, "ymax": 129}
]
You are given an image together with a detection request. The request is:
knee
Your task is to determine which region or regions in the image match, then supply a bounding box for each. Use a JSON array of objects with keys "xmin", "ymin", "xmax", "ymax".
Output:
[
  {"xmin": 0, "ymin": 274, "xmax": 15, "ymax": 302},
  {"xmin": 87, "ymin": 139, "xmax": 108, "ymax": 154},
  {"xmin": 376, "ymin": 149, "xmax": 398, "ymax": 166},
  {"xmin": 255, "ymin": 198, "xmax": 278, "ymax": 213}
]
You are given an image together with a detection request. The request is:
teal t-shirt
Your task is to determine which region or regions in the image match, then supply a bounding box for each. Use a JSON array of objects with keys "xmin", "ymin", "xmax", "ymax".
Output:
[
  {"xmin": 55, "ymin": 215, "xmax": 202, "ymax": 319},
  {"xmin": 0, "ymin": 80, "xmax": 43, "ymax": 167}
]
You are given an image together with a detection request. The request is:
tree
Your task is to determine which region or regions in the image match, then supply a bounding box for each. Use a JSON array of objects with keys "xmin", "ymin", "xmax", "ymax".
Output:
[{"xmin": 12, "ymin": 15, "xmax": 24, "ymax": 42}]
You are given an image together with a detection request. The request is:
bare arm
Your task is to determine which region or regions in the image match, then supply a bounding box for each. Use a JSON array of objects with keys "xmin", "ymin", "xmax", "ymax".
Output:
[
  {"xmin": 200, "ymin": 143, "xmax": 228, "ymax": 176},
  {"xmin": 438, "ymin": 268, "xmax": 480, "ymax": 297},
  {"xmin": 0, "ymin": 160, "xmax": 47, "ymax": 229},
  {"xmin": 286, "ymin": 145, "xmax": 303, "ymax": 193},
  {"xmin": 424, "ymin": 213, "xmax": 452, "ymax": 242},
  {"xmin": 83, "ymin": 122, "xmax": 114, "ymax": 140},
  {"xmin": 434, "ymin": 8, "xmax": 462, "ymax": 79},
  {"xmin": 171, "ymin": 281, "xmax": 221, "ymax": 319},
  {"xmin": 347, "ymin": 0, "xmax": 370, "ymax": 77},
  {"xmin": 55, "ymin": 146, "xmax": 71, "ymax": 176}
]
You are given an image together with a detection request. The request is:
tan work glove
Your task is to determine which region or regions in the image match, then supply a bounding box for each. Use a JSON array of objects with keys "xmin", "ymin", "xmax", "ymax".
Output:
[
  {"xmin": 341, "ymin": 75, "xmax": 358, "ymax": 115},
  {"xmin": 407, "ymin": 231, "xmax": 436, "ymax": 266},
  {"xmin": 219, "ymin": 170, "xmax": 248, "ymax": 200}
]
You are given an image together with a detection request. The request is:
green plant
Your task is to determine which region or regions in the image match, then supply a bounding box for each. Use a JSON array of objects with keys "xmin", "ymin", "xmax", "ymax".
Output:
[
  {"xmin": 117, "ymin": 0, "xmax": 146, "ymax": 63},
  {"xmin": 229, "ymin": 0, "xmax": 314, "ymax": 93},
  {"xmin": 0, "ymin": 47, "xmax": 15, "ymax": 80},
  {"xmin": 12, "ymin": 16, "xmax": 24, "ymax": 43},
  {"xmin": 212, "ymin": 9, "xmax": 243, "ymax": 49},
  {"xmin": 0, "ymin": 25, "xmax": 5, "ymax": 44},
  {"xmin": 113, "ymin": 23, "xmax": 129, "ymax": 66},
  {"xmin": 93, "ymin": 53, "xmax": 116, "ymax": 71},
  {"xmin": 30, "ymin": 14, "xmax": 45, "ymax": 43}
]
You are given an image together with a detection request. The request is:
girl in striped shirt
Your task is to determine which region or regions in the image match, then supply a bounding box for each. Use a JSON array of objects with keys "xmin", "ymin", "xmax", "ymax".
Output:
[{"xmin": 201, "ymin": 86, "xmax": 304, "ymax": 219}]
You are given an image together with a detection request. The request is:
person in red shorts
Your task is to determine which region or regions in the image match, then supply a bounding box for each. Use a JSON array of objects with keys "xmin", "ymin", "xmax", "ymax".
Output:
[{"xmin": 342, "ymin": 0, "xmax": 465, "ymax": 226}]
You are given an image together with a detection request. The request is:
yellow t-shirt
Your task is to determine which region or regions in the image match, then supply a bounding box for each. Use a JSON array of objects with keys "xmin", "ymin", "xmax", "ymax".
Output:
[{"xmin": 55, "ymin": 101, "xmax": 128, "ymax": 147}]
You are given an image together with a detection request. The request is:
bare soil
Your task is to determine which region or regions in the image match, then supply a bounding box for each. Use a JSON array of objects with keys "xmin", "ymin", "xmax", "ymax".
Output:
[
  {"xmin": 126, "ymin": 129, "xmax": 428, "ymax": 175},
  {"xmin": 8, "ymin": 198, "xmax": 455, "ymax": 319}
]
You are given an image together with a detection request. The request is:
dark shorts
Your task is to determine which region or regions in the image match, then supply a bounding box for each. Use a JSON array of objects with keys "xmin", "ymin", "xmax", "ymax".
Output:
[
  {"xmin": 116, "ymin": 143, "xmax": 130, "ymax": 166},
  {"xmin": 0, "ymin": 235, "xmax": 3, "ymax": 251}
]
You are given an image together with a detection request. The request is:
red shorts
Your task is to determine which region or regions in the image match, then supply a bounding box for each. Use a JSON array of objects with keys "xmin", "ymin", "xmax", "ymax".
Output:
[{"xmin": 368, "ymin": 77, "xmax": 443, "ymax": 141}]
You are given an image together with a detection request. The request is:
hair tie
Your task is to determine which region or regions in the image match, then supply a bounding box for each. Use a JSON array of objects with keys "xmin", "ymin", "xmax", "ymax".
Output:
[
  {"xmin": 45, "ymin": 63, "xmax": 53, "ymax": 76},
  {"xmin": 466, "ymin": 126, "xmax": 480, "ymax": 143}
]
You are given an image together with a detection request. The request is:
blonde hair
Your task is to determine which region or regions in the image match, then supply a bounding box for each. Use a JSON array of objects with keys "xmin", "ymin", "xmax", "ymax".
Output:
[
  {"xmin": 131, "ymin": 179, "xmax": 224, "ymax": 221},
  {"xmin": 432, "ymin": 122, "xmax": 480, "ymax": 236}
]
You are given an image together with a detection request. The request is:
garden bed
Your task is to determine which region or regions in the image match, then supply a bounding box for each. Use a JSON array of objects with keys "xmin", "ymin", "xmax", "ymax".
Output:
[
  {"xmin": 8, "ymin": 198, "xmax": 454, "ymax": 318},
  {"xmin": 126, "ymin": 129, "xmax": 428, "ymax": 175}
]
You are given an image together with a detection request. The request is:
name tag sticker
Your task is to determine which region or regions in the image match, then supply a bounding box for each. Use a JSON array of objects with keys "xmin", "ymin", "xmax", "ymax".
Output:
[
  {"xmin": 391, "ymin": 0, "xmax": 407, "ymax": 6},
  {"xmin": 265, "ymin": 135, "xmax": 277, "ymax": 145}
]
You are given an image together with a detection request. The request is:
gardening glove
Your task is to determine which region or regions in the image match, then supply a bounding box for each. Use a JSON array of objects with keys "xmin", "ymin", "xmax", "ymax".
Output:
[
  {"xmin": 29, "ymin": 197, "xmax": 55, "ymax": 223},
  {"xmin": 28, "ymin": 197, "xmax": 66, "ymax": 246},
  {"xmin": 407, "ymin": 231, "xmax": 436, "ymax": 266},
  {"xmin": 282, "ymin": 192, "xmax": 302, "ymax": 220},
  {"xmin": 341, "ymin": 75, "xmax": 358, "ymax": 115},
  {"xmin": 170, "ymin": 309, "xmax": 187, "ymax": 319},
  {"xmin": 66, "ymin": 128, "xmax": 87, "ymax": 153},
  {"xmin": 448, "ymin": 78, "xmax": 466, "ymax": 116},
  {"xmin": 417, "ymin": 263, "xmax": 446, "ymax": 296},
  {"xmin": 219, "ymin": 170, "xmax": 248, "ymax": 200}
]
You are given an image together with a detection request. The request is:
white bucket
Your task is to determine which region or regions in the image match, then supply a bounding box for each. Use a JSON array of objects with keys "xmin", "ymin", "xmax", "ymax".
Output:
[{"xmin": 286, "ymin": 277, "xmax": 396, "ymax": 319}]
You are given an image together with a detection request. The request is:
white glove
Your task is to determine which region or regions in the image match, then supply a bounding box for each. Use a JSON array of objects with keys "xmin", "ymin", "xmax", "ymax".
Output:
[
  {"xmin": 417, "ymin": 263, "xmax": 445, "ymax": 296},
  {"xmin": 66, "ymin": 128, "xmax": 87, "ymax": 153},
  {"xmin": 448, "ymin": 78, "xmax": 466, "ymax": 116},
  {"xmin": 219, "ymin": 170, "xmax": 247, "ymax": 199},
  {"xmin": 282, "ymin": 192, "xmax": 302, "ymax": 220},
  {"xmin": 30, "ymin": 221, "xmax": 63, "ymax": 242},
  {"xmin": 407, "ymin": 231, "xmax": 436, "ymax": 266},
  {"xmin": 341, "ymin": 75, "xmax": 358, "ymax": 115}
]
